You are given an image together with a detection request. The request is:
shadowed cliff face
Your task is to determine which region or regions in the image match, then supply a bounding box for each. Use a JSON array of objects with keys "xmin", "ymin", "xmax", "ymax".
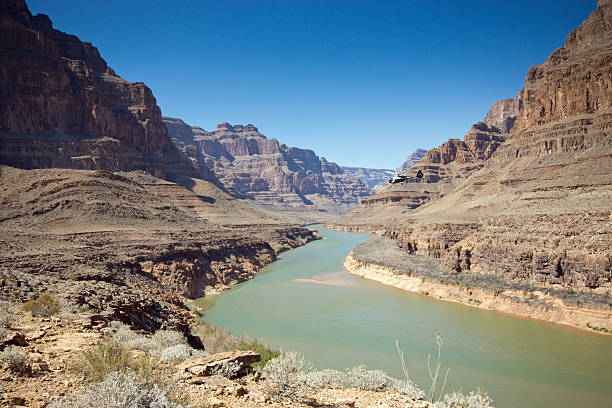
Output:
[
  {"xmin": 164, "ymin": 118, "xmax": 372, "ymax": 212},
  {"xmin": 330, "ymin": 0, "xmax": 612, "ymax": 292},
  {"xmin": 0, "ymin": 0, "xmax": 200, "ymax": 180}
]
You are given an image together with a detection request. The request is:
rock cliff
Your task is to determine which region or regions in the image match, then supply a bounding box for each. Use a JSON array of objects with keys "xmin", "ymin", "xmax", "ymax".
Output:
[
  {"xmin": 0, "ymin": 0, "xmax": 200, "ymax": 180},
  {"xmin": 483, "ymin": 91, "xmax": 523, "ymax": 133},
  {"xmin": 341, "ymin": 166, "xmax": 394, "ymax": 191},
  {"xmin": 395, "ymin": 148, "xmax": 427, "ymax": 173},
  {"xmin": 331, "ymin": 0, "xmax": 612, "ymax": 296},
  {"xmin": 164, "ymin": 118, "xmax": 372, "ymax": 213},
  {"xmin": 330, "ymin": 105, "xmax": 514, "ymax": 229}
]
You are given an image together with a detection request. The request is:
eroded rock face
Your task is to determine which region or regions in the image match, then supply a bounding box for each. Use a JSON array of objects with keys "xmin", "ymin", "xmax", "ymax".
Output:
[
  {"xmin": 395, "ymin": 149, "xmax": 427, "ymax": 173},
  {"xmin": 0, "ymin": 0, "xmax": 199, "ymax": 180},
  {"xmin": 164, "ymin": 118, "xmax": 371, "ymax": 209},
  {"xmin": 371, "ymin": 1, "xmax": 612, "ymax": 292},
  {"xmin": 331, "ymin": 1, "xmax": 611, "ymax": 293},
  {"xmin": 342, "ymin": 167, "xmax": 394, "ymax": 191},
  {"xmin": 483, "ymin": 91, "xmax": 523, "ymax": 134},
  {"xmin": 337, "ymin": 114, "xmax": 510, "ymax": 220}
]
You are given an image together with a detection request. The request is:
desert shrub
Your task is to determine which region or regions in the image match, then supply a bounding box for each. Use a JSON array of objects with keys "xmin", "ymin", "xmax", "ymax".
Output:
[
  {"xmin": 22, "ymin": 292, "xmax": 61, "ymax": 316},
  {"xmin": 158, "ymin": 344, "xmax": 192, "ymax": 363},
  {"xmin": 48, "ymin": 371, "xmax": 186, "ymax": 408},
  {"xmin": 111, "ymin": 323, "xmax": 192, "ymax": 356},
  {"xmin": 262, "ymin": 351, "xmax": 426, "ymax": 401},
  {"xmin": 263, "ymin": 351, "xmax": 313, "ymax": 398},
  {"xmin": 389, "ymin": 377, "xmax": 426, "ymax": 399},
  {"xmin": 71, "ymin": 341, "xmax": 134, "ymax": 383},
  {"xmin": 300, "ymin": 369, "xmax": 344, "ymax": 389},
  {"xmin": 0, "ymin": 346, "xmax": 30, "ymax": 375},
  {"xmin": 343, "ymin": 365, "xmax": 389, "ymax": 391},
  {"xmin": 158, "ymin": 344, "xmax": 207, "ymax": 363},
  {"xmin": 0, "ymin": 302, "xmax": 13, "ymax": 328},
  {"xmin": 210, "ymin": 360, "xmax": 242, "ymax": 379},
  {"xmin": 151, "ymin": 330, "xmax": 187, "ymax": 349},
  {"xmin": 436, "ymin": 389, "xmax": 492, "ymax": 408},
  {"xmin": 126, "ymin": 337, "xmax": 160, "ymax": 353},
  {"xmin": 0, "ymin": 302, "xmax": 13, "ymax": 339}
]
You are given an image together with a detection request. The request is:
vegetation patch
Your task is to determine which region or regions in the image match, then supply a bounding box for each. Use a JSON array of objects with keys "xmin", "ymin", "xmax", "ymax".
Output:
[
  {"xmin": 0, "ymin": 346, "xmax": 30, "ymax": 375},
  {"xmin": 194, "ymin": 319, "xmax": 279, "ymax": 369},
  {"xmin": 352, "ymin": 236, "xmax": 612, "ymax": 309},
  {"xmin": 22, "ymin": 292, "xmax": 61, "ymax": 316},
  {"xmin": 274, "ymin": 243, "xmax": 291, "ymax": 255},
  {"xmin": 586, "ymin": 323, "xmax": 610, "ymax": 333}
]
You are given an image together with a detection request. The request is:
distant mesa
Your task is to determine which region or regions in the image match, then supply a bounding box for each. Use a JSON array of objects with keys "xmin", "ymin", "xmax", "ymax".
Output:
[
  {"xmin": 342, "ymin": 167, "xmax": 395, "ymax": 192},
  {"xmin": 163, "ymin": 117, "xmax": 372, "ymax": 213}
]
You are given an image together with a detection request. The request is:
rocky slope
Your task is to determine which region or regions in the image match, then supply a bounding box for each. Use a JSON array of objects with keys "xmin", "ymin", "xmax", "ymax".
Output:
[
  {"xmin": 0, "ymin": 165, "xmax": 319, "ymax": 294},
  {"xmin": 164, "ymin": 118, "xmax": 372, "ymax": 214},
  {"xmin": 330, "ymin": 0, "xmax": 612, "ymax": 311},
  {"xmin": 341, "ymin": 166, "xmax": 394, "ymax": 191},
  {"xmin": 0, "ymin": 0, "xmax": 201, "ymax": 180},
  {"xmin": 395, "ymin": 148, "xmax": 428, "ymax": 173},
  {"xmin": 329, "ymin": 102, "xmax": 516, "ymax": 230}
]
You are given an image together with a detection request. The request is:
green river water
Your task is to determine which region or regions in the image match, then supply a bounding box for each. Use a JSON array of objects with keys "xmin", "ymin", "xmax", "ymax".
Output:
[{"xmin": 197, "ymin": 226, "xmax": 612, "ymax": 408}]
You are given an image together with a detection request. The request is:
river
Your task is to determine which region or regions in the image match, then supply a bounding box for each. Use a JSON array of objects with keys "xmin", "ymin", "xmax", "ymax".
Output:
[{"xmin": 197, "ymin": 226, "xmax": 612, "ymax": 408}]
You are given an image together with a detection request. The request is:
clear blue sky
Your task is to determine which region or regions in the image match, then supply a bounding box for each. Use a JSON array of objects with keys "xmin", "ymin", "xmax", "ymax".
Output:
[{"xmin": 27, "ymin": 0, "xmax": 597, "ymax": 169}]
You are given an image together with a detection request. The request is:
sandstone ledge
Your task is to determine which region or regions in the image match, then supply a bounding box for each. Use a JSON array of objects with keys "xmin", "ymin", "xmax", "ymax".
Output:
[{"xmin": 344, "ymin": 254, "xmax": 612, "ymax": 335}]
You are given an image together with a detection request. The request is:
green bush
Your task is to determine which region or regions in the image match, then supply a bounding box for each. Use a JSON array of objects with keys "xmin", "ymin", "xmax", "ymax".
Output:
[
  {"xmin": 71, "ymin": 341, "xmax": 134, "ymax": 383},
  {"xmin": 23, "ymin": 292, "xmax": 61, "ymax": 316}
]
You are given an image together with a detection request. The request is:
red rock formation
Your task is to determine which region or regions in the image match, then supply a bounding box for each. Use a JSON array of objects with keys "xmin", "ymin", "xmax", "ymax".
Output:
[
  {"xmin": 332, "ymin": 1, "xmax": 612, "ymax": 294},
  {"xmin": 0, "ymin": 0, "xmax": 199, "ymax": 180},
  {"xmin": 483, "ymin": 91, "xmax": 523, "ymax": 133},
  {"xmin": 342, "ymin": 166, "xmax": 394, "ymax": 191},
  {"xmin": 164, "ymin": 117, "xmax": 371, "ymax": 210}
]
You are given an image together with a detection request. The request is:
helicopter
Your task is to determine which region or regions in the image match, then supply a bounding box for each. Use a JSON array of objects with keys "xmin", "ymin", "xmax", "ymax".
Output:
[{"xmin": 389, "ymin": 169, "xmax": 423, "ymax": 184}]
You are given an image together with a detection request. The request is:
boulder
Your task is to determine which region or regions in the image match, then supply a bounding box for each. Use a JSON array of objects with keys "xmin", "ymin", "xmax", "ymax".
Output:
[{"xmin": 178, "ymin": 350, "xmax": 261, "ymax": 378}]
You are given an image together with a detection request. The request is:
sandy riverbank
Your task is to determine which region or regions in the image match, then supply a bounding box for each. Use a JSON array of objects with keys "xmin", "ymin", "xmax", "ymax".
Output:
[{"xmin": 344, "ymin": 253, "xmax": 612, "ymax": 335}]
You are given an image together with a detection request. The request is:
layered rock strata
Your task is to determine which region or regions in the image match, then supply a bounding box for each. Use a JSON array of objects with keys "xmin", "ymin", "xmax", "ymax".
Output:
[
  {"xmin": 164, "ymin": 118, "xmax": 371, "ymax": 213},
  {"xmin": 345, "ymin": 236, "xmax": 612, "ymax": 334},
  {"xmin": 333, "ymin": 0, "xmax": 612, "ymax": 304},
  {"xmin": 395, "ymin": 148, "xmax": 427, "ymax": 173},
  {"xmin": 0, "ymin": 0, "xmax": 201, "ymax": 180},
  {"xmin": 328, "ymin": 114, "xmax": 513, "ymax": 229},
  {"xmin": 342, "ymin": 166, "xmax": 394, "ymax": 191},
  {"xmin": 0, "ymin": 166, "xmax": 320, "ymax": 332}
]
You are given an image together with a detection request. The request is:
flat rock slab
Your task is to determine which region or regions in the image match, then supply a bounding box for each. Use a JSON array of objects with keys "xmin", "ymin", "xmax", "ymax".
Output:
[{"xmin": 179, "ymin": 350, "xmax": 261, "ymax": 377}]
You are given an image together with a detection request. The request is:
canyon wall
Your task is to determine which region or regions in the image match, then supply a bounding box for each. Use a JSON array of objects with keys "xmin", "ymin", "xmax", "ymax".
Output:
[
  {"xmin": 341, "ymin": 166, "xmax": 393, "ymax": 191},
  {"xmin": 328, "ymin": 95, "xmax": 520, "ymax": 228},
  {"xmin": 165, "ymin": 118, "xmax": 372, "ymax": 212},
  {"xmin": 0, "ymin": 0, "xmax": 201, "ymax": 180},
  {"xmin": 331, "ymin": 0, "xmax": 611, "ymax": 294}
]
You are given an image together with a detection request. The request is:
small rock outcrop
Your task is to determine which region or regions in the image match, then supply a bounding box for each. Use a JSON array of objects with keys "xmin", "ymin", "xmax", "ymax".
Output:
[
  {"xmin": 179, "ymin": 351, "xmax": 261, "ymax": 378},
  {"xmin": 0, "ymin": 0, "xmax": 201, "ymax": 180}
]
